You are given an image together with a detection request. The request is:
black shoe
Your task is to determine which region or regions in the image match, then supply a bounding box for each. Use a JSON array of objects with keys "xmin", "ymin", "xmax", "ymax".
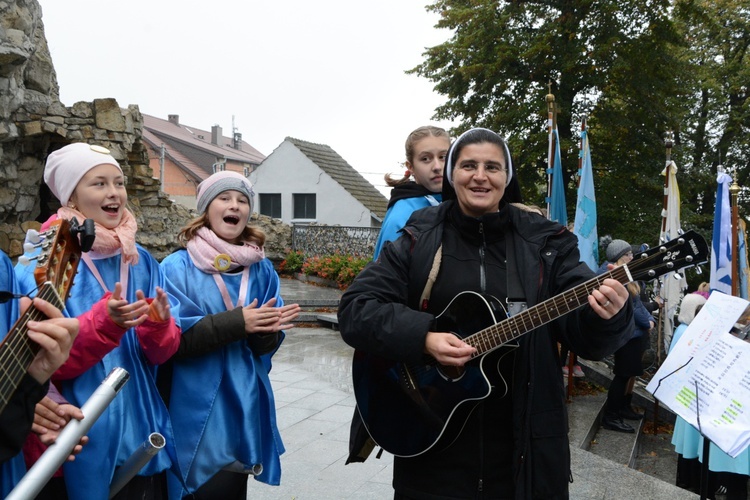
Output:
[
  {"xmin": 620, "ymin": 406, "xmax": 644, "ymax": 420},
  {"xmin": 601, "ymin": 413, "xmax": 635, "ymax": 433}
]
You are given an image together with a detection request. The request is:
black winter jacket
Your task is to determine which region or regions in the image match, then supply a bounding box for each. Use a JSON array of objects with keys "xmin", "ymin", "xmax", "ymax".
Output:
[{"xmin": 338, "ymin": 201, "xmax": 633, "ymax": 499}]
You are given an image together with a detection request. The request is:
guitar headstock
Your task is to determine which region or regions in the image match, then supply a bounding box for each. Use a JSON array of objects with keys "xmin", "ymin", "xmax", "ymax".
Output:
[
  {"xmin": 627, "ymin": 230, "xmax": 709, "ymax": 282},
  {"xmin": 32, "ymin": 219, "xmax": 82, "ymax": 303}
]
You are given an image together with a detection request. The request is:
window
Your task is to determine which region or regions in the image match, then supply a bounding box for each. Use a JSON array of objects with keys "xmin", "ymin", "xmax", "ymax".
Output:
[
  {"xmin": 259, "ymin": 193, "xmax": 281, "ymax": 218},
  {"xmin": 293, "ymin": 193, "xmax": 316, "ymax": 219}
]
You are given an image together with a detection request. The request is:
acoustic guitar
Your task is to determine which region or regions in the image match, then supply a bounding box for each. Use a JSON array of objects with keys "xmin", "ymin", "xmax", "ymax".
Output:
[
  {"xmin": 0, "ymin": 219, "xmax": 85, "ymax": 414},
  {"xmin": 352, "ymin": 230, "xmax": 709, "ymax": 457}
]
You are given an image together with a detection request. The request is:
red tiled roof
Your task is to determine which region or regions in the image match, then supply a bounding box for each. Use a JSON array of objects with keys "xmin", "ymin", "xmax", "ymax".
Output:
[{"xmin": 142, "ymin": 114, "xmax": 265, "ymax": 180}]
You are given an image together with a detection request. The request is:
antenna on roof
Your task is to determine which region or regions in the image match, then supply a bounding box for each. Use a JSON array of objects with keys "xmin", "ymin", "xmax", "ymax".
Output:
[{"xmin": 232, "ymin": 115, "xmax": 242, "ymax": 150}]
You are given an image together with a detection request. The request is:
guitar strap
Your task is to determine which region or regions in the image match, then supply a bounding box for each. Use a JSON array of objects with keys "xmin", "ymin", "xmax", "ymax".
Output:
[
  {"xmin": 506, "ymin": 231, "xmax": 528, "ymax": 317},
  {"xmin": 419, "ymin": 244, "xmax": 443, "ymax": 311}
]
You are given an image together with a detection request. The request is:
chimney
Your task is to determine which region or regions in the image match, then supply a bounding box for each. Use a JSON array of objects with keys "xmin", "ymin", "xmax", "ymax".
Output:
[
  {"xmin": 233, "ymin": 132, "xmax": 242, "ymax": 150},
  {"xmin": 211, "ymin": 125, "xmax": 222, "ymax": 146},
  {"xmin": 168, "ymin": 114, "xmax": 179, "ymax": 126}
]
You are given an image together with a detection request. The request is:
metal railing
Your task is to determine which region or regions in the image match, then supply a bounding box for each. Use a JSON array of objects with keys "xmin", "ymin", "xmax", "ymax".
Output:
[{"xmin": 292, "ymin": 225, "xmax": 380, "ymax": 258}]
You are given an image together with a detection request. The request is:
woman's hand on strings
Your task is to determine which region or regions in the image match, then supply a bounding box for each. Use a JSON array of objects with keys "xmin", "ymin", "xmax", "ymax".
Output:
[
  {"xmin": 424, "ymin": 331, "xmax": 476, "ymax": 366},
  {"xmin": 23, "ymin": 297, "xmax": 78, "ymax": 383},
  {"xmin": 588, "ymin": 277, "xmax": 629, "ymax": 320}
]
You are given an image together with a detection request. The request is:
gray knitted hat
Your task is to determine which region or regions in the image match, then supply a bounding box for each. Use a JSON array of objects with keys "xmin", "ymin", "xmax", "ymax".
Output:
[{"xmin": 606, "ymin": 239, "xmax": 631, "ymax": 262}]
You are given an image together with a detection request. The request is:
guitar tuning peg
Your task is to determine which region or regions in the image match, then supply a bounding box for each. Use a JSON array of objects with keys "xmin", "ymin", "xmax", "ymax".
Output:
[
  {"xmin": 673, "ymin": 273, "xmax": 683, "ymax": 280},
  {"xmin": 23, "ymin": 241, "xmax": 41, "ymax": 253},
  {"xmin": 25, "ymin": 229, "xmax": 41, "ymax": 245},
  {"xmin": 18, "ymin": 255, "xmax": 37, "ymax": 266},
  {"xmin": 695, "ymin": 266, "xmax": 703, "ymax": 275}
]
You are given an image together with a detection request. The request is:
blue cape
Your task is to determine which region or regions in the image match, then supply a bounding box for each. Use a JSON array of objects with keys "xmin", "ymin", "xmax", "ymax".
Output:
[
  {"xmin": 15, "ymin": 246, "xmax": 181, "ymax": 500},
  {"xmin": 160, "ymin": 250, "xmax": 285, "ymax": 497}
]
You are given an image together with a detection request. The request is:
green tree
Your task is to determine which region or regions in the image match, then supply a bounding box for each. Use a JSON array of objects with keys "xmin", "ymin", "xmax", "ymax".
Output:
[{"xmin": 412, "ymin": 0, "xmax": 749, "ymax": 251}]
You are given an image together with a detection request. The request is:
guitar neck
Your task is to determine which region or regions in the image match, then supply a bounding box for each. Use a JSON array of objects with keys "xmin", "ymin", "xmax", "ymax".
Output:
[
  {"xmin": 466, "ymin": 265, "xmax": 632, "ymax": 356},
  {"xmin": 0, "ymin": 283, "xmax": 65, "ymax": 413}
]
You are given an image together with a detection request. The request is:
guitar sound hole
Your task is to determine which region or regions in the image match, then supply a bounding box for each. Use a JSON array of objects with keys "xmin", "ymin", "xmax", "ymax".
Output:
[{"xmin": 437, "ymin": 365, "xmax": 465, "ymax": 382}]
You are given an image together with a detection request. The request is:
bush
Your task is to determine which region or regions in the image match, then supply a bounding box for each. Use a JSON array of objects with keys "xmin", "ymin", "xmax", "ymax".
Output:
[
  {"xmin": 281, "ymin": 251, "xmax": 369, "ymax": 289},
  {"xmin": 278, "ymin": 250, "xmax": 305, "ymax": 275}
]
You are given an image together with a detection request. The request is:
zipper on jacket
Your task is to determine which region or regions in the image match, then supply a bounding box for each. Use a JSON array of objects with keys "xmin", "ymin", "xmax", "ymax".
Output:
[{"xmin": 479, "ymin": 222, "xmax": 487, "ymax": 293}]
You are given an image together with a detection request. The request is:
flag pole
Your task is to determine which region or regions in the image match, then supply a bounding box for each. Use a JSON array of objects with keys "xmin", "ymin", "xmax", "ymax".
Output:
[
  {"xmin": 661, "ymin": 131, "xmax": 674, "ymax": 237},
  {"xmin": 657, "ymin": 130, "xmax": 674, "ymax": 367},
  {"xmin": 546, "ymin": 85, "xmax": 556, "ymax": 218},
  {"xmin": 652, "ymin": 130, "xmax": 674, "ymax": 436},
  {"xmin": 566, "ymin": 116, "xmax": 587, "ymax": 401},
  {"xmin": 730, "ymin": 178, "xmax": 741, "ymax": 296}
]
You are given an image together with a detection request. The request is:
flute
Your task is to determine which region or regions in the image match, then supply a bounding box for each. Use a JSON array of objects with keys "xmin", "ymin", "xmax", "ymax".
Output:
[
  {"xmin": 7, "ymin": 367, "xmax": 130, "ymax": 500},
  {"xmin": 109, "ymin": 432, "xmax": 166, "ymax": 498}
]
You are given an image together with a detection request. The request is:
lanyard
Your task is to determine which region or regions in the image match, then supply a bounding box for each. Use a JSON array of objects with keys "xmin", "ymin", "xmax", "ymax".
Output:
[
  {"xmin": 81, "ymin": 253, "xmax": 129, "ymax": 295},
  {"xmin": 212, "ymin": 267, "xmax": 250, "ymax": 311}
]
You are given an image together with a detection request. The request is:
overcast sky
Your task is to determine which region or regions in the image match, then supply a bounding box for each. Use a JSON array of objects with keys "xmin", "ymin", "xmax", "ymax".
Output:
[{"xmin": 38, "ymin": 0, "xmax": 457, "ymax": 197}]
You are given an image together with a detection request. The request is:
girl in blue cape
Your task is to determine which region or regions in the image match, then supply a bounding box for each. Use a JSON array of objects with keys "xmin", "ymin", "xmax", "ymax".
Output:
[
  {"xmin": 373, "ymin": 126, "xmax": 450, "ymax": 259},
  {"xmin": 15, "ymin": 143, "xmax": 181, "ymax": 499},
  {"xmin": 160, "ymin": 171, "xmax": 300, "ymax": 499}
]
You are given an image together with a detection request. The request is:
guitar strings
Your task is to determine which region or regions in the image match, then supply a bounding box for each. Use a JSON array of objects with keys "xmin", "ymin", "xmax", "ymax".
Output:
[
  {"xmin": 0, "ymin": 284, "xmax": 62, "ymax": 407},
  {"xmin": 465, "ymin": 251, "xmax": 665, "ymax": 357}
]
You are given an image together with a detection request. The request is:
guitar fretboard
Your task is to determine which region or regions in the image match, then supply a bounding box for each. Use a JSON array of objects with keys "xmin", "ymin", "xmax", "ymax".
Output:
[
  {"xmin": 0, "ymin": 283, "xmax": 64, "ymax": 413},
  {"xmin": 466, "ymin": 266, "xmax": 631, "ymax": 356}
]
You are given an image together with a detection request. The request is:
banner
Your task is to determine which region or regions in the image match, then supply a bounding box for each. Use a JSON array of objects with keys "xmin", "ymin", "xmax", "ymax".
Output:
[
  {"xmin": 548, "ymin": 129, "xmax": 567, "ymax": 226},
  {"xmin": 710, "ymin": 172, "xmax": 733, "ymax": 295},
  {"xmin": 573, "ymin": 128, "xmax": 598, "ymax": 271},
  {"xmin": 659, "ymin": 161, "xmax": 687, "ymax": 351}
]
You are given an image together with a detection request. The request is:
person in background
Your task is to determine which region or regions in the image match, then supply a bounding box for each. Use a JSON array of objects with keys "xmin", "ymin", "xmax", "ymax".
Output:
[
  {"xmin": 160, "ymin": 171, "xmax": 300, "ymax": 499},
  {"xmin": 0, "ymin": 250, "xmax": 82, "ymax": 496},
  {"xmin": 373, "ymin": 126, "xmax": 450, "ymax": 259},
  {"xmin": 694, "ymin": 281, "xmax": 710, "ymax": 299},
  {"xmin": 670, "ymin": 293, "xmax": 749, "ymax": 499},
  {"xmin": 15, "ymin": 142, "xmax": 181, "ymax": 500},
  {"xmin": 598, "ymin": 240, "xmax": 654, "ymax": 433},
  {"xmin": 338, "ymin": 128, "xmax": 632, "ymax": 498}
]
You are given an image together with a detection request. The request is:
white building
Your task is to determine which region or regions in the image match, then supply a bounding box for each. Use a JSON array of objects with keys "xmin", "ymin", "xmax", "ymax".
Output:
[{"xmin": 251, "ymin": 137, "xmax": 387, "ymax": 227}]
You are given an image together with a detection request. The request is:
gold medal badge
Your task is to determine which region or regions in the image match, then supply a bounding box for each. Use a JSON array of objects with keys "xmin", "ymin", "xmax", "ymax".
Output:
[{"xmin": 214, "ymin": 254, "xmax": 232, "ymax": 271}]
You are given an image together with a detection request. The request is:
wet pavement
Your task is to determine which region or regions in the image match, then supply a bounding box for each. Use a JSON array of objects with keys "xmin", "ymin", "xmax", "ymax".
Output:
[
  {"xmin": 247, "ymin": 278, "xmax": 392, "ymax": 498},
  {"xmin": 244, "ymin": 278, "xmax": 694, "ymax": 499}
]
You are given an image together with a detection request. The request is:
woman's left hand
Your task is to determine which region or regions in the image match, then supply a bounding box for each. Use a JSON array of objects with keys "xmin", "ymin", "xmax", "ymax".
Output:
[{"xmin": 588, "ymin": 277, "xmax": 629, "ymax": 320}]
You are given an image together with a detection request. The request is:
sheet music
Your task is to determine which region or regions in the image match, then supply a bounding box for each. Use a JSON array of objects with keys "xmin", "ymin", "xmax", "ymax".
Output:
[{"xmin": 646, "ymin": 292, "xmax": 750, "ymax": 457}]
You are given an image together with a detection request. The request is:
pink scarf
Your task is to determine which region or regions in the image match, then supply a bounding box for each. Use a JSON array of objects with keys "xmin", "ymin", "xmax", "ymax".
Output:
[
  {"xmin": 56, "ymin": 206, "xmax": 140, "ymax": 265},
  {"xmin": 186, "ymin": 227, "xmax": 265, "ymax": 273}
]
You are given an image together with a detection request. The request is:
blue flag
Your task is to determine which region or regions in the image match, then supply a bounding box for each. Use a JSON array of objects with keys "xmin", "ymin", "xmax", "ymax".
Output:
[
  {"xmin": 573, "ymin": 129, "xmax": 598, "ymax": 271},
  {"xmin": 548, "ymin": 128, "xmax": 567, "ymax": 226},
  {"xmin": 739, "ymin": 220, "xmax": 748, "ymax": 299},
  {"xmin": 710, "ymin": 171, "xmax": 733, "ymax": 295}
]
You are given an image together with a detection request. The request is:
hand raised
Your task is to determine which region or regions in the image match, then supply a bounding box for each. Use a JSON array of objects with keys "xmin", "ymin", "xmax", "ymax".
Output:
[
  {"xmin": 107, "ymin": 282, "xmax": 149, "ymax": 328},
  {"xmin": 242, "ymin": 298, "xmax": 300, "ymax": 334}
]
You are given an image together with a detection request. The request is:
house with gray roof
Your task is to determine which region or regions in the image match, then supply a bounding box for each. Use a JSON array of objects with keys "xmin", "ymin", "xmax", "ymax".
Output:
[
  {"xmin": 141, "ymin": 114, "xmax": 265, "ymax": 208},
  {"xmin": 250, "ymin": 137, "xmax": 387, "ymax": 227}
]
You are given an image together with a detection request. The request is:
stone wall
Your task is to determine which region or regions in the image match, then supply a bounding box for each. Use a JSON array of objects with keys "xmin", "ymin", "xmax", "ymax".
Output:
[{"xmin": 0, "ymin": 0, "xmax": 291, "ymax": 261}]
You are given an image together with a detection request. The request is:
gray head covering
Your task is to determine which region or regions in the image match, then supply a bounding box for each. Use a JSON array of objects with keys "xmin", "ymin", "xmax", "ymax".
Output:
[
  {"xmin": 606, "ymin": 239, "xmax": 631, "ymax": 262},
  {"xmin": 196, "ymin": 171, "xmax": 254, "ymax": 222}
]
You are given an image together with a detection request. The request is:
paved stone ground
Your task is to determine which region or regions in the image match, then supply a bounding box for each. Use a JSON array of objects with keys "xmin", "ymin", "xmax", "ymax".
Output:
[{"xmin": 243, "ymin": 279, "xmax": 697, "ymax": 499}]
